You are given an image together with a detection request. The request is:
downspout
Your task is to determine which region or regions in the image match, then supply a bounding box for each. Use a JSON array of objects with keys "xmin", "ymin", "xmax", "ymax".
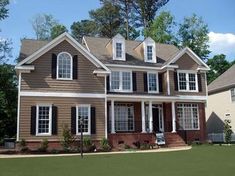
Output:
[{"xmin": 16, "ymin": 72, "xmax": 21, "ymax": 142}]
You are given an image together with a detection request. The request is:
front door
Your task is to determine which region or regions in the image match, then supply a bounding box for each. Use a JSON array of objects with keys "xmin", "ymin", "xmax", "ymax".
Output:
[{"xmin": 153, "ymin": 104, "xmax": 164, "ymax": 133}]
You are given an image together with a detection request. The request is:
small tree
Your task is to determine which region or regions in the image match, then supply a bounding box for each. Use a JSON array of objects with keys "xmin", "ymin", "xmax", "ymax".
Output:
[
  {"xmin": 224, "ymin": 119, "xmax": 233, "ymax": 144},
  {"xmin": 61, "ymin": 125, "xmax": 75, "ymax": 151}
]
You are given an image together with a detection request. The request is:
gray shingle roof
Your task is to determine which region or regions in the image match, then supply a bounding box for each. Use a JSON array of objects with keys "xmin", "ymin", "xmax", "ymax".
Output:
[
  {"xmin": 19, "ymin": 39, "xmax": 49, "ymax": 61},
  {"xmin": 84, "ymin": 36, "xmax": 179, "ymax": 67},
  {"xmin": 208, "ymin": 64, "xmax": 235, "ymax": 94},
  {"xmin": 19, "ymin": 36, "xmax": 180, "ymax": 67}
]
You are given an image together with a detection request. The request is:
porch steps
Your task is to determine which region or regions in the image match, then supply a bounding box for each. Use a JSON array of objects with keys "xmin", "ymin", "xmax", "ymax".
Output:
[{"xmin": 164, "ymin": 132, "xmax": 187, "ymax": 147}]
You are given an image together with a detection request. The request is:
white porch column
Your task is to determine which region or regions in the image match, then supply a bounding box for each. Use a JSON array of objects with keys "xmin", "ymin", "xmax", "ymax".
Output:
[
  {"xmin": 149, "ymin": 101, "xmax": 153, "ymax": 133},
  {"xmin": 171, "ymin": 101, "xmax": 176, "ymax": 133},
  {"xmin": 111, "ymin": 100, "xmax": 115, "ymax": 133},
  {"xmin": 141, "ymin": 101, "xmax": 146, "ymax": 133}
]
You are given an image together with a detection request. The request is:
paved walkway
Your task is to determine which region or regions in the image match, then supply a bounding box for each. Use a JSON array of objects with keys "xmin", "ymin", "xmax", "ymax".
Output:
[{"xmin": 0, "ymin": 146, "xmax": 191, "ymax": 159}]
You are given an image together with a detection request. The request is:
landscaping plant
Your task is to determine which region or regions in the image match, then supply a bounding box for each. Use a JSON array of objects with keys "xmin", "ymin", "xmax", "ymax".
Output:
[
  {"xmin": 224, "ymin": 119, "xmax": 233, "ymax": 144},
  {"xmin": 38, "ymin": 139, "xmax": 49, "ymax": 152},
  {"xmin": 60, "ymin": 125, "xmax": 75, "ymax": 152},
  {"xmin": 100, "ymin": 138, "xmax": 111, "ymax": 152}
]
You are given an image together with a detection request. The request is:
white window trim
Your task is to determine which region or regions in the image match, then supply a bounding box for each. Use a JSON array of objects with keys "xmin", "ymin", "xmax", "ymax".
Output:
[
  {"xmin": 144, "ymin": 40, "xmax": 156, "ymax": 63},
  {"xmin": 76, "ymin": 104, "xmax": 91, "ymax": 135},
  {"xmin": 112, "ymin": 38, "xmax": 126, "ymax": 61},
  {"xmin": 177, "ymin": 70, "xmax": 198, "ymax": 92},
  {"xmin": 36, "ymin": 104, "xmax": 52, "ymax": 136},
  {"xmin": 110, "ymin": 70, "xmax": 133, "ymax": 93},
  {"xmin": 230, "ymin": 88, "xmax": 235, "ymax": 103},
  {"xmin": 56, "ymin": 52, "xmax": 73, "ymax": 80},
  {"xmin": 178, "ymin": 104, "xmax": 200, "ymax": 130},
  {"xmin": 147, "ymin": 71, "xmax": 159, "ymax": 93}
]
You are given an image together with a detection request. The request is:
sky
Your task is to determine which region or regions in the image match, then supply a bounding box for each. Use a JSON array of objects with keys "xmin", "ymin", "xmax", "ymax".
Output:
[{"xmin": 1, "ymin": 0, "xmax": 235, "ymax": 64}]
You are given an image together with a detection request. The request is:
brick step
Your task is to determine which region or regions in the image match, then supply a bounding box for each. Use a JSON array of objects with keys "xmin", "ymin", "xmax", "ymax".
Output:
[{"xmin": 164, "ymin": 132, "xmax": 186, "ymax": 147}]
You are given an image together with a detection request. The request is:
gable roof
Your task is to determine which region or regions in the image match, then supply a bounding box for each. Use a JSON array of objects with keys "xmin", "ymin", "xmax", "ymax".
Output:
[
  {"xmin": 208, "ymin": 64, "xmax": 235, "ymax": 94},
  {"xmin": 16, "ymin": 33, "xmax": 110, "ymax": 72},
  {"xmin": 163, "ymin": 47, "xmax": 210, "ymax": 70},
  {"xmin": 83, "ymin": 36, "xmax": 179, "ymax": 67}
]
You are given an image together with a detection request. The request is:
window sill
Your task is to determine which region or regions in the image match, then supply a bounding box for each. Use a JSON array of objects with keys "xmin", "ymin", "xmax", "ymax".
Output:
[
  {"xmin": 178, "ymin": 90, "xmax": 198, "ymax": 93},
  {"xmin": 56, "ymin": 78, "xmax": 73, "ymax": 81},
  {"xmin": 36, "ymin": 133, "xmax": 52, "ymax": 137}
]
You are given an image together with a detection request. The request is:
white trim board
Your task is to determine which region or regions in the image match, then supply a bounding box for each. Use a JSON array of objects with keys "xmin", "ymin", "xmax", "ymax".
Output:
[
  {"xmin": 20, "ymin": 91, "xmax": 106, "ymax": 98},
  {"xmin": 16, "ymin": 32, "xmax": 110, "ymax": 72}
]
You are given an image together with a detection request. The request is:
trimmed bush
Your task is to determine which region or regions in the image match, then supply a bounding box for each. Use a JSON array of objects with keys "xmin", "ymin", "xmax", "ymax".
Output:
[
  {"xmin": 38, "ymin": 139, "xmax": 48, "ymax": 152},
  {"xmin": 100, "ymin": 138, "xmax": 111, "ymax": 152}
]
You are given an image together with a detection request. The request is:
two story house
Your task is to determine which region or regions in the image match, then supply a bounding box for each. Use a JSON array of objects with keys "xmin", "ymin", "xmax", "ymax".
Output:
[{"xmin": 15, "ymin": 33, "xmax": 209, "ymax": 149}]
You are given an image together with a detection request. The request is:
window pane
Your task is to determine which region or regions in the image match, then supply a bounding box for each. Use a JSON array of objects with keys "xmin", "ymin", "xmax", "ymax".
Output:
[
  {"xmin": 148, "ymin": 73, "xmax": 157, "ymax": 91},
  {"xmin": 189, "ymin": 73, "xmax": 196, "ymax": 90},
  {"xmin": 38, "ymin": 106, "xmax": 50, "ymax": 134},
  {"xmin": 179, "ymin": 73, "xmax": 187, "ymax": 90},
  {"xmin": 111, "ymin": 71, "xmax": 120, "ymax": 90},
  {"xmin": 177, "ymin": 103, "xmax": 199, "ymax": 130},
  {"xmin": 231, "ymin": 88, "xmax": 235, "ymax": 102},
  {"xmin": 147, "ymin": 46, "xmax": 153, "ymax": 60},
  {"xmin": 77, "ymin": 106, "xmax": 89, "ymax": 133},
  {"xmin": 58, "ymin": 53, "xmax": 72, "ymax": 79},
  {"xmin": 122, "ymin": 72, "xmax": 131, "ymax": 90},
  {"xmin": 114, "ymin": 103, "xmax": 134, "ymax": 131},
  {"xmin": 116, "ymin": 43, "xmax": 122, "ymax": 58}
]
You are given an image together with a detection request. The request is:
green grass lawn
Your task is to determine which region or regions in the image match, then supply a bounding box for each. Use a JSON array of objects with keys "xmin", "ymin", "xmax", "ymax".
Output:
[{"xmin": 0, "ymin": 146, "xmax": 234, "ymax": 176}]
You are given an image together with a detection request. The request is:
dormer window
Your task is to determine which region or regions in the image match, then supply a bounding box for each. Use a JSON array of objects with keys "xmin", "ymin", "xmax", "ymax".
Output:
[
  {"xmin": 112, "ymin": 34, "xmax": 126, "ymax": 61},
  {"xmin": 116, "ymin": 42, "xmax": 122, "ymax": 58},
  {"xmin": 143, "ymin": 37, "xmax": 156, "ymax": 63},
  {"xmin": 147, "ymin": 45, "xmax": 153, "ymax": 61}
]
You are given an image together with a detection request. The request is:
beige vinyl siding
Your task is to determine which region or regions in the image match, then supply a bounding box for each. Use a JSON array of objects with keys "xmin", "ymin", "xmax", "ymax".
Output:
[
  {"xmin": 19, "ymin": 96, "xmax": 105, "ymax": 141},
  {"xmin": 206, "ymin": 90, "xmax": 235, "ymax": 133},
  {"xmin": 21, "ymin": 40, "xmax": 105, "ymax": 93},
  {"xmin": 175, "ymin": 53, "xmax": 198, "ymax": 70}
]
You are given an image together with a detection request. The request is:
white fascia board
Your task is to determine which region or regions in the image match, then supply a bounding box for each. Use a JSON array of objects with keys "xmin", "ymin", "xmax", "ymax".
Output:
[
  {"xmin": 20, "ymin": 91, "xmax": 106, "ymax": 98},
  {"xmin": 107, "ymin": 94, "xmax": 207, "ymax": 102},
  {"xmin": 105, "ymin": 64, "xmax": 162, "ymax": 71},
  {"xmin": 15, "ymin": 65, "xmax": 35, "ymax": 70}
]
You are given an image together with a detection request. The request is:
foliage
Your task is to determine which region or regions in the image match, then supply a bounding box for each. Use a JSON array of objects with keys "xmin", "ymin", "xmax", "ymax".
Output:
[
  {"xmin": 19, "ymin": 139, "xmax": 29, "ymax": 153},
  {"xmin": 50, "ymin": 24, "xmax": 68, "ymax": 39},
  {"xmin": 70, "ymin": 20, "xmax": 97, "ymax": 42},
  {"xmin": 206, "ymin": 54, "xmax": 233, "ymax": 84},
  {"xmin": 178, "ymin": 14, "xmax": 210, "ymax": 60},
  {"xmin": 0, "ymin": 38, "xmax": 12, "ymax": 64},
  {"xmin": 82, "ymin": 137, "xmax": 96, "ymax": 152},
  {"xmin": 139, "ymin": 142, "xmax": 150, "ymax": 150},
  {"xmin": 132, "ymin": 0, "xmax": 169, "ymax": 28},
  {"xmin": 89, "ymin": 1, "xmax": 122, "ymax": 38},
  {"xmin": 0, "ymin": 0, "xmax": 9, "ymax": 21},
  {"xmin": 0, "ymin": 64, "xmax": 17, "ymax": 142},
  {"xmin": 31, "ymin": 13, "xmax": 58, "ymax": 40},
  {"xmin": 144, "ymin": 11, "xmax": 177, "ymax": 44},
  {"xmin": 100, "ymin": 138, "xmax": 111, "ymax": 152},
  {"xmin": 38, "ymin": 139, "xmax": 49, "ymax": 152},
  {"xmin": 224, "ymin": 119, "xmax": 233, "ymax": 144},
  {"xmin": 60, "ymin": 125, "xmax": 75, "ymax": 151}
]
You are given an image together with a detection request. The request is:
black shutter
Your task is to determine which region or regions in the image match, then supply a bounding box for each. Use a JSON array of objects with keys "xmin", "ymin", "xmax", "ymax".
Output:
[
  {"xmin": 144, "ymin": 73, "xmax": 148, "ymax": 92},
  {"xmin": 174, "ymin": 72, "xmax": 178, "ymax": 91},
  {"xmin": 91, "ymin": 107, "xmax": 96, "ymax": 134},
  {"xmin": 107, "ymin": 75, "xmax": 110, "ymax": 92},
  {"xmin": 198, "ymin": 73, "xmax": 202, "ymax": 92},
  {"xmin": 30, "ymin": 106, "xmax": 36, "ymax": 135},
  {"xmin": 73, "ymin": 55, "xmax": 78, "ymax": 79},
  {"xmin": 158, "ymin": 73, "xmax": 163, "ymax": 93},
  {"xmin": 71, "ymin": 107, "xmax": 76, "ymax": 135},
  {"xmin": 51, "ymin": 53, "xmax": 57, "ymax": 79},
  {"xmin": 52, "ymin": 106, "xmax": 58, "ymax": 135},
  {"xmin": 132, "ymin": 72, "xmax": 137, "ymax": 91}
]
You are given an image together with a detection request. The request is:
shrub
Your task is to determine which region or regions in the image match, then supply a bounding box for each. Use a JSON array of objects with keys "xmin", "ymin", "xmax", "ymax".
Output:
[
  {"xmin": 82, "ymin": 137, "xmax": 96, "ymax": 152},
  {"xmin": 224, "ymin": 119, "xmax": 233, "ymax": 144},
  {"xmin": 140, "ymin": 143, "xmax": 150, "ymax": 150},
  {"xmin": 61, "ymin": 125, "xmax": 75, "ymax": 151},
  {"xmin": 38, "ymin": 139, "xmax": 48, "ymax": 152},
  {"xmin": 133, "ymin": 141, "xmax": 141, "ymax": 149},
  {"xmin": 19, "ymin": 139, "xmax": 29, "ymax": 153},
  {"xmin": 124, "ymin": 144, "xmax": 131, "ymax": 149},
  {"xmin": 100, "ymin": 138, "xmax": 111, "ymax": 152},
  {"xmin": 51, "ymin": 148, "xmax": 59, "ymax": 154}
]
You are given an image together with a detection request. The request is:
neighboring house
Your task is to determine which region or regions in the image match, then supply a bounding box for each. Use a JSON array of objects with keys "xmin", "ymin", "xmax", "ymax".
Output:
[
  {"xmin": 206, "ymin": 65, "xmax": 235, "ymax": 135},
  {"xmin": 15, "ymin": 33, "xmax": 209, "ymax": 149}
]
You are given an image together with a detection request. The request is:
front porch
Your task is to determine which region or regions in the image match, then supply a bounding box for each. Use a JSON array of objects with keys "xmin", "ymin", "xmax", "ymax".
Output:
[
  {"xmin": 107, "ymin": 100, "xmax": 181, "ymax": 148},
  {"xmin": 107, "ymin": 99, "xmax": 206, "ymax": 148}
]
